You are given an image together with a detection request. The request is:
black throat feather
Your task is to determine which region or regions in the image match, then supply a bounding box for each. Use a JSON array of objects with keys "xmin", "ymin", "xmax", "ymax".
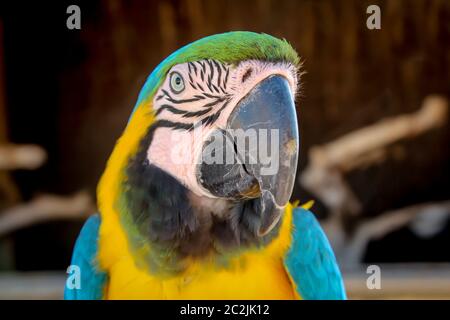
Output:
[{"xmin": 122, "ymin": 121, "xmax": 281, "ymax": 275}]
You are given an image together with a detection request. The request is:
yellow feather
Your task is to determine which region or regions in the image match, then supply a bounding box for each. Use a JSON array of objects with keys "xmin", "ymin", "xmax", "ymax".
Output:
[{"xmin": 301, "ymin": 200, "xmax": 314, "ymax": 210}]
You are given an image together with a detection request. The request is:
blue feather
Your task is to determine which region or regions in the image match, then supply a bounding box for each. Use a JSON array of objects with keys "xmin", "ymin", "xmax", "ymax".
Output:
[
  {"xmin": 284, "ymin": 207, "xmax": 346, "ymax": 300},
  {"xmin": 64, "ymin": 214, "xmax": 107, "ymax": 300}
]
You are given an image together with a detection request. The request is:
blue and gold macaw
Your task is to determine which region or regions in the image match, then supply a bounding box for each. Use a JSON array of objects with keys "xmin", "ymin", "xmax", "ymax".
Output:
[{"xmin": 65, "ymin": 31, "xmax": 346, "ymax": 300}]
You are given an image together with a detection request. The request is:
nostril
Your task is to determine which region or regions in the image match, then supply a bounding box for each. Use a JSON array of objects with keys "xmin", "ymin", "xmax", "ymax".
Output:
[{"xmin": 242, "ymin": 68, "xmax": 253, "ymax": 83}]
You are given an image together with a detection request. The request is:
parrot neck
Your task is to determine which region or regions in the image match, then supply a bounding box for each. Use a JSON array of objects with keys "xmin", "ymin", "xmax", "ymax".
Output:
[{"xmin": 120, "ymin": 122, "xmax": 282, "ymax": 275}]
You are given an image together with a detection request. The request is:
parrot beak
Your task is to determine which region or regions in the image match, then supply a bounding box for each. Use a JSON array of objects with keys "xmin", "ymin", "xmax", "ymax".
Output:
[{"xmin": 198, "ymin": 75, "xmax": 299, "ymax": 236}]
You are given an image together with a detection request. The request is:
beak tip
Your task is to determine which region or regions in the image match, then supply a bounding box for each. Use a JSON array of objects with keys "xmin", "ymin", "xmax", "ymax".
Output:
[{"xmin": 257, "ymin": 212, "xmax": 282, "ymax": 237}]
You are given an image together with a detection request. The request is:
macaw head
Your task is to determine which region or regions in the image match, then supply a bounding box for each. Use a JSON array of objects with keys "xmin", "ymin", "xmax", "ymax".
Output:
[{"xmin": 99, "ymin": 31, "xmax": 301, "ymax": 272}]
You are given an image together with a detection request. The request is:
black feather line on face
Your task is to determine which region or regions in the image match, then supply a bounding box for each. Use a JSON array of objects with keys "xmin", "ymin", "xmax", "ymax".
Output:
[
  {"xmin": 155, "ymin": 95, "xmax": 227, "ymax": 122},
  {"xmin": 155, "ymin": 119, "xmax": 195, "ymax": 131},
  {"xmin": 200, "ymin": 69, "xmax": 205, "ymax": 82},
  {"xmin": 214, "ymin": 60, "xmax": 222, "ymax": 89},
  {"xmin": 181, "ymin": 107, "xmax": 213, "ymax": 118},
  {"xmin": 202, "ymin": 92, "xmax": 221, "ymax": 99},
  {"xmin": 122, "ymin": 121, "xmax": 281, "ymax": 275},
  {"xmin": 207, "ymin": 74, "xmax": 213, "ymax": 92},
  {"xmin": 155, "ymin": 104, "xmax": 185, "ymax": 116},
  {"xmin": 189, "ymin": 80, "xmax": 197, "ymax": 90},
  {"xmin": 207, "ymin": 60, "xmax": 215, "ymax": 84},
  {"xmin": 155, "ymin": 104, "xmax": 212, "ymax": 118},
  {"xmin": 189, "ymin": 62, "xmax": 197, "ymax": 75},
  {"xmin": 223, "ymin": 68, "xmax": 229, "ymax": 89},
  {"xmin": 161, "ymin": 89, "xmax": 204, "ymax": 104},
  {"xmin": 196, "ymin": 82, "xmax": 205, "ymax": 92}
]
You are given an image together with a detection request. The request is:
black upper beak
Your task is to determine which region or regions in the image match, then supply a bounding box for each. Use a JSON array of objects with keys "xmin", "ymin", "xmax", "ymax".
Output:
[{"xmin": 198, "ymin": 75, "xmax": 299, "ymax": 236}]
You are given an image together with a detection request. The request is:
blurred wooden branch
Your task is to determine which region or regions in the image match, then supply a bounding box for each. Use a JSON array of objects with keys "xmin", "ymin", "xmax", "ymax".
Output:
[
  {"xmin": 0, "ymin": 144, "xmax": 47, "ymax": 170},
  {"xmin": 343, "ymin": 263, "xmax": 450, "ymax": 299},
  {"xmin": 300, "ymin": 95, "xmax": 450, "ymax": 267},
  {"xmin": 301, "ymin": 95, "xmax": 448, "ymax": 216},
  {"xmin": 0, "ymin": 22, "xmax": 21, "ymax": 206},
  {"xmin": 0, "ymin": 191, "xmax": 95, "ymax": 237},
  {"xmin": 307, "ymin": 95, "xmax": 447, "ymax": 172},
  {"xmin": 0, "ymin": 271, "xmax": 65, "ymax": 299},
  {"xmin": 339, "ymin": 201, "xmax": 450, "ymax": 265}
]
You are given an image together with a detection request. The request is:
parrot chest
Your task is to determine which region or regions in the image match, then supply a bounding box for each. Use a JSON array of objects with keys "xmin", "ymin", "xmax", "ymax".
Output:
[
  {"xmin": 105, "ymin": 252, "xmax": 298, "ymax": 299},
  {"xmin": 98, "ymin": 184, "xmax": 299, "ymax": 299}
]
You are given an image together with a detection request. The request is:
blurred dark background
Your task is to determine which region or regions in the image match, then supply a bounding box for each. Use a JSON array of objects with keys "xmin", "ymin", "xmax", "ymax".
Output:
[{"xmin": 0, "ymin": 0, "xmax": 448, "ymax": 276}]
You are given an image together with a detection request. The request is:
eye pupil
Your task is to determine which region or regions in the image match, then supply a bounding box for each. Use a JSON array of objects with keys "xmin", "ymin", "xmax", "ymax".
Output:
[{"xmin": 170, "ymin": 72, "xmax": 185, "ymax": 93}]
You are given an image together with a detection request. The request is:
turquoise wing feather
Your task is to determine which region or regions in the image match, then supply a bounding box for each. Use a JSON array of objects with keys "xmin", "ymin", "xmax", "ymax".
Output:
[
  {"xmin": 284, "ymin": 207, "xmax": 346, "ymax": 300},
  {"xmin": 64, "ymin": 214, "xmax": 107, "ymax": 300}
]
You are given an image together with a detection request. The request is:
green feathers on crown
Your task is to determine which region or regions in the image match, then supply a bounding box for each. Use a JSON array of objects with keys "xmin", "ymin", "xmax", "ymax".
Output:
[
  {"xmin": 135, "ymin": 31, "xmax": 299, "ymax": 107},
  {"xmin": 167, "ymin": 31, "xmax": 300, "ymax": 66}
]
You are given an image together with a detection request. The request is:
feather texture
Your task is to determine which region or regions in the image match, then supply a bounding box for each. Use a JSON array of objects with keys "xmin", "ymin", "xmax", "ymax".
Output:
[
  {"xmin": 284, "ymin": 207, "xmax": 346, "ymax": 300},
  {"xmin": 64, "ymin": 214, "xmax": 107, "ymax": 300}
]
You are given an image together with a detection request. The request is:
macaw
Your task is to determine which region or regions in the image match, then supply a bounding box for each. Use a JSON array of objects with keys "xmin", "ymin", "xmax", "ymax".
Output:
[{"xmin": 64, "ymin": 31, "xmax": 346, "ymax": 300}]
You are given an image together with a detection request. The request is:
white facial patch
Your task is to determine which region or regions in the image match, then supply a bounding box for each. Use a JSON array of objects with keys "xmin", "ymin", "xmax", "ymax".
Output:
[{"xmin": 147, "ymin": 59, "xmax": 299, "ymax": 197}]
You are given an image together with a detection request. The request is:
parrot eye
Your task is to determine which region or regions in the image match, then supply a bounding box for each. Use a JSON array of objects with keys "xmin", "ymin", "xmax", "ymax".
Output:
[{"xmin": 169, "ymin": 72, "xmax": 185, "ymax": 94}]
